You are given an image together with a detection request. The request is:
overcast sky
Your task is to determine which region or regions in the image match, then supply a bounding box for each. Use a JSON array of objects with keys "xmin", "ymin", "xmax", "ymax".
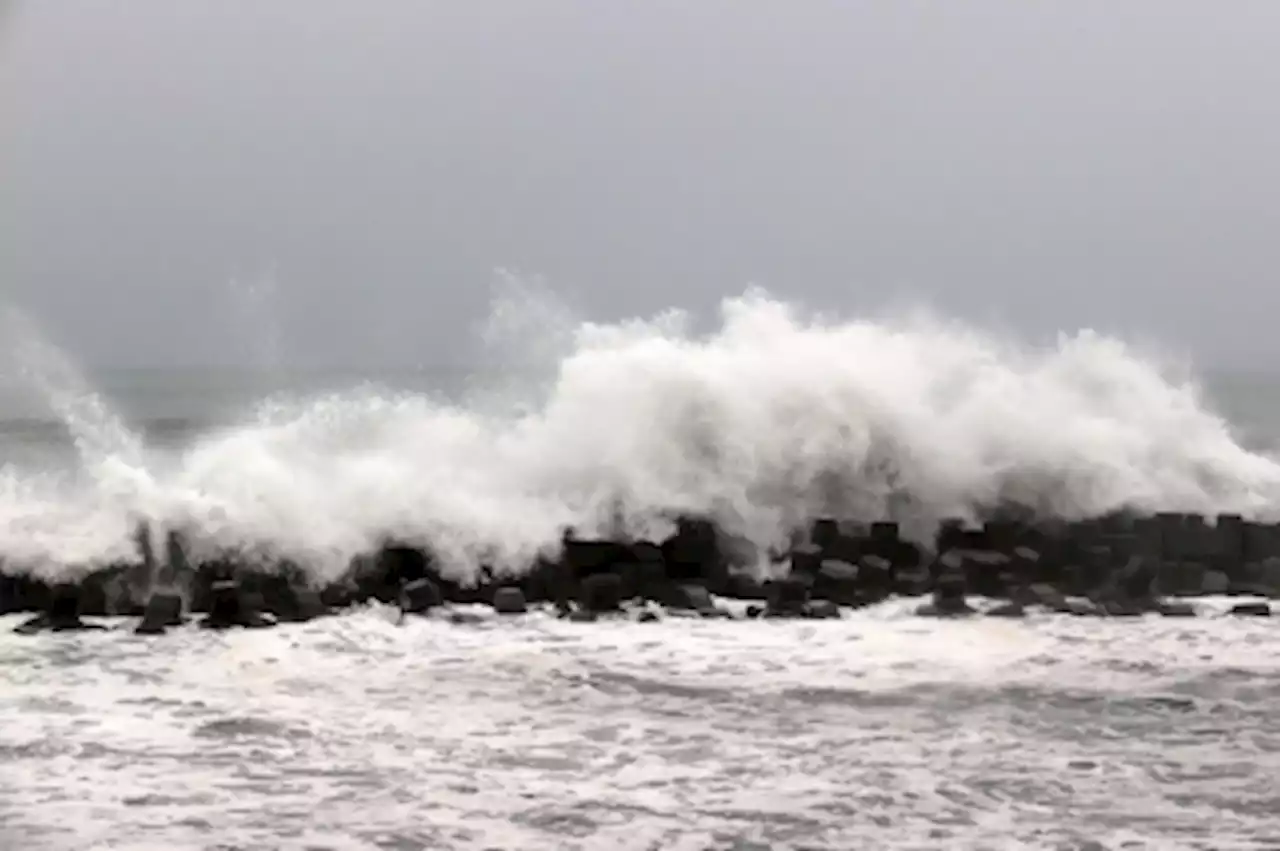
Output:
[{"xmin": 3, "ymin": 1, "xmax": 1280, "ymax": 369}]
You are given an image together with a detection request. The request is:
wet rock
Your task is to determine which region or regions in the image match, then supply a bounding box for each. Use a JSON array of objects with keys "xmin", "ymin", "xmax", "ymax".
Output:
[
  {"xmin": 202, "ymin": 580, "xmax": 274, "ymax": 629},
  {"xmin": 566, "ymin": 609, "xmax": 599, "ymax": 623},
  {"xmin": 1228, "ymin": 601, "xmax": 1271, "ymax": 617},
  {"xmin": 745, "ymin": 604, "xmax": 766, "ymax": 619},
  {"xmin": 636, "ymin": 609, "xmax": 661, "ymax": 623},
  {"xmin": 135, "ymin": 590, "xmax": 185, "ymax": 635},
  {"xmin": 399, "ymin": 578, "xmax": 443, "ymax": 615},
  {"xmin": 492, "ymin": 586, "xmax": 528, "ymax": 614},
  {"xmin": 580, "ymin": 572, "xmax": 623, "ymax": 613}
]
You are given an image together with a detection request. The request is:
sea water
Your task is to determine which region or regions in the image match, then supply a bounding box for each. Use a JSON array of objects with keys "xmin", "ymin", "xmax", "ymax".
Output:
[{"xmin": 2, "ymin": 290, "xmax": 1280, "ymax": 848}]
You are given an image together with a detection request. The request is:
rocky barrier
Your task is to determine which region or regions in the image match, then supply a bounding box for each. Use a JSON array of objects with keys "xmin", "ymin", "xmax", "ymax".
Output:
[{"xmin": 5, "ymin": 511, "xmax": 1280, "ymax": 634}]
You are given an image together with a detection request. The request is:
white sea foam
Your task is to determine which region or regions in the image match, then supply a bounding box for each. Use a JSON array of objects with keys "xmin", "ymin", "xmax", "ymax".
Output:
[
  {"xmin": 2, "ymin": 601, "xmax": 1280, "ymax": 849},
  {"xmin": 1, "ymin": 285, "xmax": 1279, "ymax": 584}
]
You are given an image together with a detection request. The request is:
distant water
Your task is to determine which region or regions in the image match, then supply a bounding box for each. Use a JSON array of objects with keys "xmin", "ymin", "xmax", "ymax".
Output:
[{"xmin": 1, "ymin": 291, "xmax": 1280, "ymax": 583}]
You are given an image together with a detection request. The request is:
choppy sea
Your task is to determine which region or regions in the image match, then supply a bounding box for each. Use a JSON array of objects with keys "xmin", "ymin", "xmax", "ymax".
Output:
[{"xmin": 5, "ymin": 599, "xmax": 1280, "ymax": 850}]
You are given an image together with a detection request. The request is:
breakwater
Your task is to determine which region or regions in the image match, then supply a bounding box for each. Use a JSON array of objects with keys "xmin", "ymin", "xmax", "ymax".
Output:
[{"xmin": 7, "ymin": 509, "xmax": 1280, "ymax": 634}]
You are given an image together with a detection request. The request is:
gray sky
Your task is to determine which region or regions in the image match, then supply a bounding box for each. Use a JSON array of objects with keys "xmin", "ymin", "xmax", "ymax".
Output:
[{"xmin": 4, "ymin": 1, "xmax": 1280, "ymax": 369}]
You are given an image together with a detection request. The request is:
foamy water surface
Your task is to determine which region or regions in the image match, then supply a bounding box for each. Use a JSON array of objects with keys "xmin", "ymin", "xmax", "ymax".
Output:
[{"xmin": 3, "ymin": 598, "xmax": 1280, "ymax": 850}]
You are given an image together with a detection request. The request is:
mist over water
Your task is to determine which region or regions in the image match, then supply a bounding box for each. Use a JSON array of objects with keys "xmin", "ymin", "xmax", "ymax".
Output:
[{"xmin": 1, "ymin": 282, "xmax": 1279, "ymax": 585}]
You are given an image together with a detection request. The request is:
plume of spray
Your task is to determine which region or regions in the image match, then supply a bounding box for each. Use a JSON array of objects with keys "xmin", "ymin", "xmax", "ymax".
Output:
[
  {"xmin": 2, "ymin": 281, "xmax": 1280, "ymax": 588},
  {"xmin": 0, "ymin": 308, "xmax": 163, "ymax": 576}
]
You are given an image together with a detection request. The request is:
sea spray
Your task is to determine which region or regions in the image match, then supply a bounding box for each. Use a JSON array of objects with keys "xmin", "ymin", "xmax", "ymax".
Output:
[
  {"xmin": 0, "ymin": 308, "xmax": 159, "ymax": 575},
  {"xmin": 0, "ymin": 286, "xmax": 1279, "ymax": 584}
]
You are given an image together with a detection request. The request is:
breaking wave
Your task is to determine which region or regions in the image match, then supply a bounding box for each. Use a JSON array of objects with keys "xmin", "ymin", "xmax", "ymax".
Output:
[{"xmin": 1, "ymin": 280, "xmax": 1278, "ymax": 584}]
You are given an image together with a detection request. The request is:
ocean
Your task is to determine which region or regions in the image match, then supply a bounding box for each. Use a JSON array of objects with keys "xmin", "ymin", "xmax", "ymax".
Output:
[{"xmin": 3, "ymin": 293, "xmax": 1280, "ymax": 849}]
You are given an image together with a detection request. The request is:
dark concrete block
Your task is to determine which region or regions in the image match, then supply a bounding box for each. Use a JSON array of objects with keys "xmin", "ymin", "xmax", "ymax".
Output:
[
  {"xmin": 1183, "ymin": 514, "xmax": 1210, "ymax": 559},
  {"xmin": 1244, "ymin": 523, "xmax": 1280, "ymax": 563},
  {"xmin": 765, "ymin": 576, "xmax": 809, "ymax": 616},
  {"xmin": 810, "ymin": 518, "xmax": 840, "ymax": 551},
  {"xmin": 787, "ymin": 543, "xmax": 823, "ymax": 580},
  {"xmin": 281, "ymin": 586, "xmax": 327, "ymax": 623},
  {"xmin": 203, "ymin": 580, "xmax": 273, "ymax": 629},
  {"xmin": 14, "ymin": 583, "xmax": 106, "ymax": 634},
  {"xmin": 1132, "ymin": 517, "xmax": 1162, "ymax": 559},
  {"xmin": 1156, "ymin": 512, "xmax": 1187, "ymax": 560},
  {"xmin": 725, "ymin": 572, "xmax": 768, "ymax": 600},
  {"xmin": 163, "ymin": 529, "xmax": 193, "ymax": 586},
  {"xmin": 1201, "ymin": 570, "xmax": 1230, "ymax": 594},
  {"xmin": 661, "ymin": 582, "xmax": 714, "ymax": 611},
  {"xmin": 399, "ymin": 578, "xmax": 443, "ymax": 614},
  {"xmin": 895, "ymin": 565, "xmax": 931, "ymax": 595},
  {"xmin": 1257, "ymin": 557, "xmax": 1280, "ymax": 593},
  {"xmin": 580, "ymin": 572, "xmax": 623, "ymax": 613},
  {"xmin": 135, "ymin": 590, "xmax": 184, "ymax": 635},
  {"xmin": 1157, "ymin": 560, "xmax": 1207, "ymax": 596},
  {"xmin": 1216, "ymin": 514, "xmax": 1245, "ymax": 563},
  {"xmin": 492, "ymin": 586, "xmax": 528, "ymax": 614},
  {"xmin": 812, "ymin": 559, "xmax": 861, "ymax": 605},
  {"xmin": 869, "ymin": 521, "xmax": 899, "ymax": 542}
]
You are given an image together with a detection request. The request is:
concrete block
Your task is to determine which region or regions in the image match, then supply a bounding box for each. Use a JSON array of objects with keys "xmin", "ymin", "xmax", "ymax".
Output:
[
  {"xmin": 1201, "ymin": 570, "xmax": 1230, "ymax": 594},
  {"xmin": 492, "ymin": 587, "xmax": 528, "ymax": 614},
  {"xmin": 580, "ymin": 572, "xmax": 623, "ymax": 613},
  {"xmin": 399, "ymin": 578, "xmax": 443, "ymax": 614}
]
